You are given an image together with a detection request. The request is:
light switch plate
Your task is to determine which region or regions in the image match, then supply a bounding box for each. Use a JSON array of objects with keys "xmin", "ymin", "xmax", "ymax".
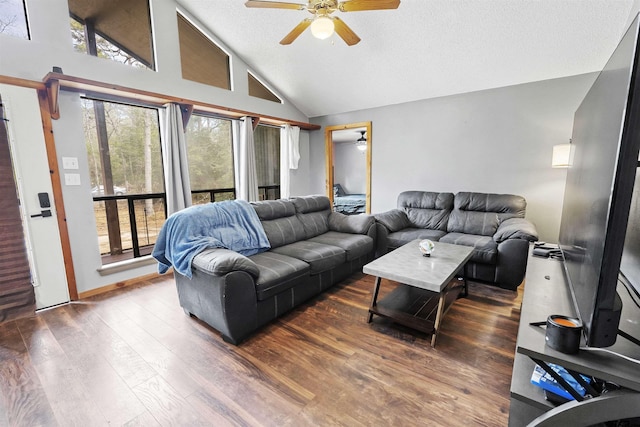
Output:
[
  {"xmin": 64, "ymin": 173, "xmax": 81, "ymax": 186},
  {"xmin": 62, "ymin": 157, "xmax": 79, "ymax": 170}
]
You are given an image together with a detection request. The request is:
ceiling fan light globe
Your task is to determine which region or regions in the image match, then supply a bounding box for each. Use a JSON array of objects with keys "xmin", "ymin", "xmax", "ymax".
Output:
[{"xmin": 310, "ymin": 16, "xmax": 334, "ymax": 39}]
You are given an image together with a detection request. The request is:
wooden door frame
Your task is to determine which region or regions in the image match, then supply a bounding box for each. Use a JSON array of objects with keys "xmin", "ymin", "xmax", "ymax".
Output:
[{"xmin": 324, "ymin": 121, "xmax": 372, "ymax": 213}]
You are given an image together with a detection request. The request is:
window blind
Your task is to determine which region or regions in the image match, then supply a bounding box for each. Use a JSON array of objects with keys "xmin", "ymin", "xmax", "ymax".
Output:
[{"xmin": 0, "ymin": 98, "xmax": 35, "ymax": 322}]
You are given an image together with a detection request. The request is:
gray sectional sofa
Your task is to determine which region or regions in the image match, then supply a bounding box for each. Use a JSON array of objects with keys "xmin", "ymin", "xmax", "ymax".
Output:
[
  {"xmin": 375, "ymin": 191, "xmax": 538, "ymax": 290},
  {"xmin": 173, "ymin": 195, "xmax": 376, "ymax": 344}
]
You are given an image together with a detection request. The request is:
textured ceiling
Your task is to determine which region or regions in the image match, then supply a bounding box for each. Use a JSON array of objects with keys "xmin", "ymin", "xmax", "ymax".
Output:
[{"xmin": 176, "ymin": 0, "xmax": 635, "ymax": 118}]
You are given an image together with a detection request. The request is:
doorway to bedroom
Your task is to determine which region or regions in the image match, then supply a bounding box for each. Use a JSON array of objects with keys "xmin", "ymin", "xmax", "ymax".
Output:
[{"xmin": 325, "ymin": 121, "xmax": 372, "ymax": 214}]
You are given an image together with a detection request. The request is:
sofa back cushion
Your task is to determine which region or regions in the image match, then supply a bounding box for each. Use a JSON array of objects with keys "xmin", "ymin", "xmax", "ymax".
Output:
[
  {"xmin": 291, "ymin": 195, "xmax": 332, "ymax": 238},
  {"xmin": 397, "ymin": 191, "xmax": 454, "ymax": 231},
  {"xmin": 251, "ymin": 199, "xmax": 306, "ymax": 248},
  {"xmin": 447, "ymin": 192, "xmax": 527, "ymax": 236}
]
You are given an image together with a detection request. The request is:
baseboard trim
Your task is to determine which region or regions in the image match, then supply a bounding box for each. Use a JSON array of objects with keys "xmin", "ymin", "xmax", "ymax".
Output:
[{"xmin": 78, "ymin": 271, "xmax": 168, "ymax": 299}]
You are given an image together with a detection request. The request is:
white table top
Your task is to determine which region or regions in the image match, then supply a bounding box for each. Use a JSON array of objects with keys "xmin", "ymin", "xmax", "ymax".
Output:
[{"xmin": 363, "ymin": 240, "xmax": 474, "ymax": 293}]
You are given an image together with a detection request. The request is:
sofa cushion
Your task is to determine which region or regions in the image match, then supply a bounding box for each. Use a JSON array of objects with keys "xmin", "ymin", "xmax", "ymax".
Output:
[
  {"xmin": 439, "ymin": 232, "xmax": 497, "ymax": 264},
  {"xmin": 397, "ymin": 191, "xmax": 454, "ymax": 231},
  {"xmin": 252, "ymin": 199, "xmax": 296, "ymax": 220},
  {"xmin": 387, "ymin": 228, "xmax": 447, "ymax": 250},
  {"xmin": 251, "ymin": 199, "xmax": 306, "ymax": 248},
  {"xmin": 329, "ymin": 212, "xmax": 374, "ymax": 234},
  {"xmin": 292, "ymin": 196, "xmax": 332, "ymax": 238},
  {"xmin": 447, "ymin": 211, "xmax": 500, "ymax": 236},
  {"xmin": 455, "ymin": 192, "xmax": 526, "ymax": 221},
  {"xmin": 248, "ymin": 252, "xmax": 310, "ymax": 301},
  {"xmin": 493, "ymin": 218, "xmax": 539, "ymax": 243},
  {"xmin": 271, "ymin": 241, "xmax": 345, "ymax": 274},
  {"xmin": 447, "ymin": 192, "xmax": 527, "ymax": 237},
  {"xmin": 309, "ymin": 231, "xmax": 374, "ymax": 261},
  {"xmin": 374, "ymin": 209, "xmax": 412, "ymax": 232},
  {"xmin": 192, "ymin": 248, "xmax": 260, "ymax": 278}
]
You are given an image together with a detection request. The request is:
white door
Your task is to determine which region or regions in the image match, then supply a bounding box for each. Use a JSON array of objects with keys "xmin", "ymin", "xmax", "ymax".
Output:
[{"xmin": 1, "ymin": 84, "xmax": 70, "ymax": 309}]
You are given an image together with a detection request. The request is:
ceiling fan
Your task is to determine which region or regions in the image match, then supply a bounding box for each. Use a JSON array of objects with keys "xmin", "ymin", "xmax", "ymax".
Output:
[
  {"xmin": 244, "ymin": 0, "xmax": 401, "ymax": 46},
  {"xmin": 356, "ymin": 130, "xmax": 367, "ymax": 151}
]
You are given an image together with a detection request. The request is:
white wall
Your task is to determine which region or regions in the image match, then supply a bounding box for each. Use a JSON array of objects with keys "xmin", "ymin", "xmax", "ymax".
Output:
[
  {"xmin": 310, "ymin": 74, "xmax": 598, "ymax": 242},
  {"xmin": 0, "ymin": 0, "xmax": 312, "ymax": 296},
  {"xmin": 334, "ymin": 143, "xmax": 367, "ymax": 194}
]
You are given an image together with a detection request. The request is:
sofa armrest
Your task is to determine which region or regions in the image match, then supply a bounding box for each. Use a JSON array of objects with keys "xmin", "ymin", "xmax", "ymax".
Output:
[
  {"xmin": 495, "ymin": 238, "xmax": 530, "ymax": 290},
  {"xmin": 192, "ymin": 248, "xmax": 260, "ymax": 278},
  {"xmin": 328, "ymin": 212, "xmax": 375, "ymax": 234},
  {"xmin": 374, "ymin": 209, "xmax": 412, "ymax": 232},
  {"xmin": 175, "ymin": 269, "xmax": 258, "ymax": 344},
  {"xmin": 375, "ymin": 223, "xmax": 391, "ymax": 257},
  {"xmin": 493, "ymin": 218, "xmax": 539, "ymax": 243}
]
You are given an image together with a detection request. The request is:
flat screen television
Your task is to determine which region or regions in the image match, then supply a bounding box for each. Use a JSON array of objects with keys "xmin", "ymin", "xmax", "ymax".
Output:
[{"xmin": 559, "ymin": 14, "xmax": 640, "ymax": 348}]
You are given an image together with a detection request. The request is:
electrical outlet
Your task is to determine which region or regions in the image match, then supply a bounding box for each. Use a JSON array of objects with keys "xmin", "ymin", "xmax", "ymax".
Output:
[
  {"xmin": 64, "ymin": 173, "xmax": 81, "ymax": 186},
  {"xmin": 62, "ymin": 157, "xmax": 79, "ymax": 170}
]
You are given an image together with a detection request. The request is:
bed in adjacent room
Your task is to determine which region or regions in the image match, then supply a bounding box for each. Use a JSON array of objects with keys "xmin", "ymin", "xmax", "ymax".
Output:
[{"xmin": 333, "ymin": 184, "xmax": 366, "ymax": 215}]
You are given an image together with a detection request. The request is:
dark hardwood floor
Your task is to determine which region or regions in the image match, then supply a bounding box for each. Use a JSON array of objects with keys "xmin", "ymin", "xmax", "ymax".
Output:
[{"xmin": 0, "ymin": 272, "xmax": 523, "ymax": 426}]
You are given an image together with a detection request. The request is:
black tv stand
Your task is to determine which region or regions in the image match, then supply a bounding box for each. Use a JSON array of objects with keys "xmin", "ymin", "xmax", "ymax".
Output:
[{"xmin": 509, "ymin": 252, "xmax": 640, "ymax": 426}]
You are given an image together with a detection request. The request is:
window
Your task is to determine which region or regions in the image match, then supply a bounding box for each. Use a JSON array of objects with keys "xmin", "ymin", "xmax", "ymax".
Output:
[
  {"xmin": 177, "ymin": 12, "xmax": 231, "ymax": 90},
  {"xmin": 0, "ymin": 0, "xmax": 29, "ymax": 39},
  {"xmin": 185, "ymin": 115, "xmax": 235, "ymax": 205},
  {"xmin": 68, "ymin": 0, "xmax": 155, "ymax": 70},
  {"xmin": 248, "ymin": 73, "xmax": 281, "ymax": 103},
  {"xmin": 81, "ymin": 98, "xmax": 164, "ymax": 264},
  {"xmin": 254, "ymin": 125, "xmax": 280, "ymax": 200}
]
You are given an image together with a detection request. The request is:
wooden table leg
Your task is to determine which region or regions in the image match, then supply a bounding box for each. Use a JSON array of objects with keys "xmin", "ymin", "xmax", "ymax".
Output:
[
  {"xmin": 430, "ymin": 292, "xmax": 447, "ymax": 347},
  {"xmin": 367, "ymin": 276, "xmax": 382, "ymax": 323},
  {"xmin": 463, "ymin": 263, "xmax": 469, "ymax": 298}
]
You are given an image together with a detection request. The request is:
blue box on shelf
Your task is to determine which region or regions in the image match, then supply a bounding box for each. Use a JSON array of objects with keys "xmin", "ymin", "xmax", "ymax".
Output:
[{"xmin": 530, "ymin": 363, "xmax": 591, "ymax": 401}]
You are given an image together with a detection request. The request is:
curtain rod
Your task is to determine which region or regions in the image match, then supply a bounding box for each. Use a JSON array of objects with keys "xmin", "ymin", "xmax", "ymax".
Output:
[{"xmin": 41, "ymin": 72, "xmax": 320, "ymax": 130}]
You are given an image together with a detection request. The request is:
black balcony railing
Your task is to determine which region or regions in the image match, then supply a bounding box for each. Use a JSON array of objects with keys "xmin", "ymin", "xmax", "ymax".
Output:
[{"xmin": 93, "ymin": 185, "xmax": 280, "ymax": 264}]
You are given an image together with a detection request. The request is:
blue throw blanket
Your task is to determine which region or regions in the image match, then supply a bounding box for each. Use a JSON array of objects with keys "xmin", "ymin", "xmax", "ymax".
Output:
[{"xmin": 152, "ymin": 200, "xmax": 270, "ymax": 278}]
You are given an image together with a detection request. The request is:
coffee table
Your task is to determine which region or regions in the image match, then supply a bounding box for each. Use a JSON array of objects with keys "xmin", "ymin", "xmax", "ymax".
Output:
[{"xmin": 363, "ymin": 240, "xmax": 474, "ymax": 347}]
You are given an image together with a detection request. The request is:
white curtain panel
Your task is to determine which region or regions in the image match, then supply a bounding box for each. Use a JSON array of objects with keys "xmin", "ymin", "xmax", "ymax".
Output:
[
  {"xmin": 161, "ymin": 103, "xmax": 192, "ymax": 215},
  {"xmin": 280, "ymin": 124, "xmax": 300, "ymax": 199},
  {"xmin": 233, "ymin": 117, "xmax": 259, "ymax": 201}
]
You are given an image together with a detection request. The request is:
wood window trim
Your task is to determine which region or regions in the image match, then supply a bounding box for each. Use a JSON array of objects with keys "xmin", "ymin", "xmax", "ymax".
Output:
[{"xmin": 41, "ymin": 72, "xmax": 320, "ymax": 130}]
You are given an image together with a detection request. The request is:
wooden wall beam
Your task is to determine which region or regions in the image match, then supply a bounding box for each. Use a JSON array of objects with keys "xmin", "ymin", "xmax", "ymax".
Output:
[
  {"xmin": 41, "ymin": 72, "xmax": 320, "ymax": 130},
  {"xmin": 180, "ymin": 103, "xmax": 194, "ymax": 132}
]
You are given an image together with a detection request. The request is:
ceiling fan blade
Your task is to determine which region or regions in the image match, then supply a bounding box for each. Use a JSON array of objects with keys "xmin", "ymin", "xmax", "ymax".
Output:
[
  {"xmin": 333, "ymin": 17, "xmax": 361, "ymax": 46},
  {"xmin": 280, "ymin": 19, "xmax": 312, "ymax": 45},
  {"xmin": 245, "ymin": 0, "xmax": 306, "ymax": 10},
  {"xmin": 338, "ymin": 0, "xmax": 400, "ymax": 12}
]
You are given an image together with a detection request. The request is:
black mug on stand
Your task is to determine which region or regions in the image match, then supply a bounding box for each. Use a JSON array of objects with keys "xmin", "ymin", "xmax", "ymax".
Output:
[{"xmin": 545, "ymin": 315, "xmax": 582, "ymax": 354}]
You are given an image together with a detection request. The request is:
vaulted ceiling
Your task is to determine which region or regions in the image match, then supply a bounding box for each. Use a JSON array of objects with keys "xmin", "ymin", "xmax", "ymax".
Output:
[{"xmin": 176, "ymin": 0, "xmax": 635, "ymax": 118}]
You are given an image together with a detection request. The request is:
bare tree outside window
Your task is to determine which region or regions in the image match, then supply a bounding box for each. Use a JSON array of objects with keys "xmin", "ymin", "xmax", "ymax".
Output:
[
  {"xmin": 82, "ymin": 98, "xmax": 165, "ymax": 262},
  {"xmin": 70, "ymin": 17, "xmax": 150, "ymax": 69},
  {"xmin": 254, "ymin": 125, "xmax": 281, "ymax": 200},
  {"xmin": 185, "ymin": 115, "xmax": 235, "ymax": 205},
  {"xmin": 0, "ymin": 0, "xmax": 29, "ymax": 39}
]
